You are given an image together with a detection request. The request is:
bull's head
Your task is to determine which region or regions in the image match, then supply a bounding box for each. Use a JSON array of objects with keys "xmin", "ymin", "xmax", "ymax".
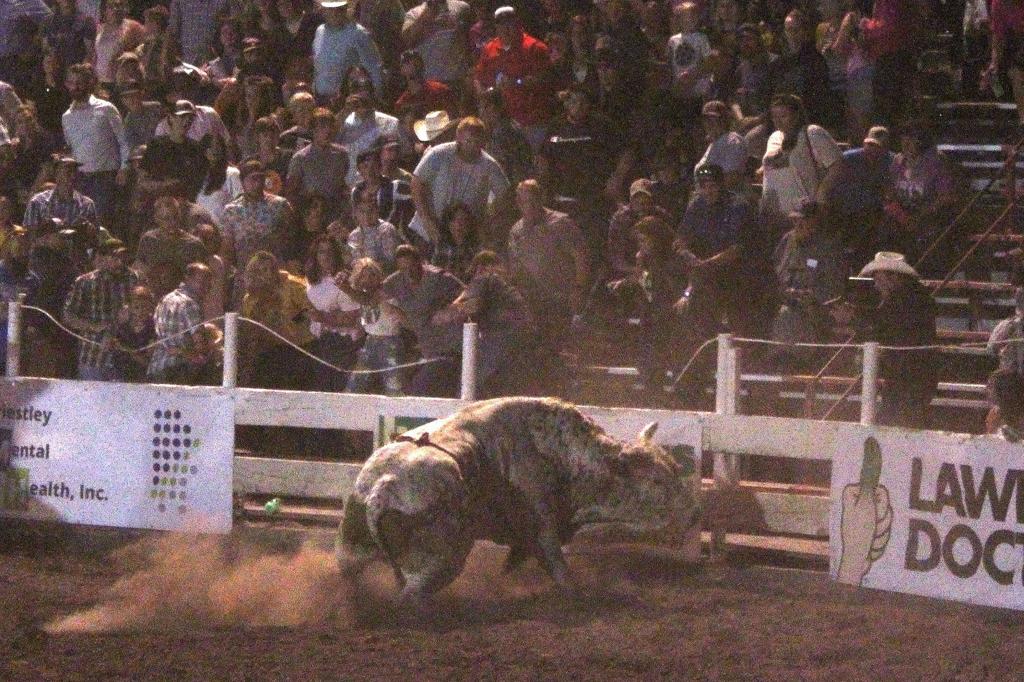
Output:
[{"xmin": 572, "ymin": 422, "xmax": 700, "ymax": 533}]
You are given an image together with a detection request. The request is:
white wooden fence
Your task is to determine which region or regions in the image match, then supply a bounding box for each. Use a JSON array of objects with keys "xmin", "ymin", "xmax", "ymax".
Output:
[{"xmin": 3, "ymin": 304, "xmax": 1003, "ymax": 544}]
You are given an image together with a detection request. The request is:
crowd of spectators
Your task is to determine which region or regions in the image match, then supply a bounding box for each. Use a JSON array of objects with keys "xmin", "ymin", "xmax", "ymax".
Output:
[{"xmin": 0, "ymin": 0, "xmax": 1013, "ymax": 433}]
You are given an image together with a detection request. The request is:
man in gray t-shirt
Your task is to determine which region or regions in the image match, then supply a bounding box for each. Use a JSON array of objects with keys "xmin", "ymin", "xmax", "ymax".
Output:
[
  {"xmin": 383, "ymin": 244, "xmax": 463, "ymax": 396},
  {"xmin": 285, "ymin": 108, "xmax": 349, "ymax": 216},
  {"xmin": 409, "ymin": 116, "xmax": 510, "ymax": 249},
  {"xmin": 402, "ymin": 0, "xmax": 472, "ymax": 84}
]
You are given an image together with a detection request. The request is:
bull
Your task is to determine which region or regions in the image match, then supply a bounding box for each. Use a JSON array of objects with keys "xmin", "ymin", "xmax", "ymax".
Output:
[{"xmin": 336, "ymin": 397, "xmax": 699, "ymax": 606}]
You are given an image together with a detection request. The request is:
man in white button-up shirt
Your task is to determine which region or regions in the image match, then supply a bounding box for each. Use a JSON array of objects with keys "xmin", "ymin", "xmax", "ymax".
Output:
[{"xmin": 61, "ymin": 62, "xmax": 130, "ymax": 229}]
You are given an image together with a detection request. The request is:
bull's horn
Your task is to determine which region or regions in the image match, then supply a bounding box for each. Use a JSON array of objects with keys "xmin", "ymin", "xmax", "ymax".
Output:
[{"xmin": 639, "ymin": 422, "xmax": 658, "ymax": 442}]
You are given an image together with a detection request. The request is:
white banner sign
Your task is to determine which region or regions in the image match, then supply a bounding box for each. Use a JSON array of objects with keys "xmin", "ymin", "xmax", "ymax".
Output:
[
  {"xmin": 0, "ymin": 380, "xmax": 234, "ymax": 533},
  {"xmin": 830, "ymin": 430, "xmax": 1024, "ymax": 610}
]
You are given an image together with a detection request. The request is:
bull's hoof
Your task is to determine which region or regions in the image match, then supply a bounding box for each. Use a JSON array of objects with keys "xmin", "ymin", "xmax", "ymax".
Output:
[{"xmin": 397, "ymin": 587, "xmax": 433, "ymax": 616}]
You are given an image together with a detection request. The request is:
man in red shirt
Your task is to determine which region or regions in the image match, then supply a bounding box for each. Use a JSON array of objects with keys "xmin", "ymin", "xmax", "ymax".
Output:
[
  {"xmin": 473, "ymin": 6, "xmax": 557, "ymax": 150},
  {"xmin": 393, "ymin": 50, "xmax": 459, "ymax": 119},
  {"xmin": 859, "ymin": 0, "xmax": 923, "ymax": 126}
]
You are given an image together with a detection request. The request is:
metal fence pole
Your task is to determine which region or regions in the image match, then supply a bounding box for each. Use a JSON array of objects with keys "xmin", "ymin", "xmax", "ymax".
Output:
[
  {"xmin": 460, "ymin": 322, "xmax": 478, "ymax": 401},
  {"xmin": 860, "ymin": 342, "xmax": 879, "ymax": 426},
  {"xmin": 222, "ymin": 312, "xmax": 238, "ymax": 389},
  {"xmin": 6, "ymin": 297, "xmax": 22, "ymax": 378},
  {"xmin": 712, "ymin": 334, "xmax": 740, "ymax": 557}
]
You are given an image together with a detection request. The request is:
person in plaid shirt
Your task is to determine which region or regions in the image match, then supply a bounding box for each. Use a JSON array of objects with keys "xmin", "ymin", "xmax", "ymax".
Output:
[
  {"xmin": 61, "ymin": 238, "xmax": 138, "ymax": 380},
  {"xmin": 147, "ymin": 262, "xmax": 212, "ymax": 383},
  {"xmin": 22, "ymin": 155, "xmax": 98, "ymax": 232}
]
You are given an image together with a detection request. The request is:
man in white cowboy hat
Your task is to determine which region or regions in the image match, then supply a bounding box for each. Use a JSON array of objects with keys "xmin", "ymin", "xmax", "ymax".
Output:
[
  {"xmin": 831, "ymin": 251, "xmax": 938, "ymax": 429},
  {"xmin": 409, "ymin": 115, "xmax": 509, "ymax": 250},
  {"xmin": 412, "ymin": 109, "xmax": 456, "ymax": 145}
]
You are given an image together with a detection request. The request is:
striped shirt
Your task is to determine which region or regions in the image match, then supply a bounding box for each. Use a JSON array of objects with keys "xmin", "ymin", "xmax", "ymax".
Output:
[
  {"xmin": 62, "ymin": 266, "xmax": 137, "ymax": 368},
  {"xmin": 148, "ymin": 284, "xmax": 204, "ymax": 379},
  {"xmin": 22, "ymin": 188, "xmax": 98, "ymax": 231}
]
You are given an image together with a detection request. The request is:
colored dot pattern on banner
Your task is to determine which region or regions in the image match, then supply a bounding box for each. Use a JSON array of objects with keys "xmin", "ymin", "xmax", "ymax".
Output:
[{"xmin": 149, "ymin": 408, "xmax": 195, "ymax": 514}]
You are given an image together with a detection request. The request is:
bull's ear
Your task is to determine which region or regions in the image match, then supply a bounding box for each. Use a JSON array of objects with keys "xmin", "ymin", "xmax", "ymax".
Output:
[{"xmin": 638, "ymin": 422, "xmax": 658, "ymax": 443}]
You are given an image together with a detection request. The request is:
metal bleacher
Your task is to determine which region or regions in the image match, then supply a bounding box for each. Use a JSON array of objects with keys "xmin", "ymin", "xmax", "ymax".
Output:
[{"xmin": 572, "ymin": 46, "xmax": 1023, "ymax": 433}]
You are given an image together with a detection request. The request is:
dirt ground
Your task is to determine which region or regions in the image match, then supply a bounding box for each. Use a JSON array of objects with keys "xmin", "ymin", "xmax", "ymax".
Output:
[{"xmin": 3, "ymin": 526, "xmax": 1024, "ymax": 682}]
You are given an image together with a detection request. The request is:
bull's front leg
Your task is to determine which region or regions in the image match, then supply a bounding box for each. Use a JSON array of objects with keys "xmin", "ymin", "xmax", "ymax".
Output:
[{"xmin": 534, "ymin": 500, "xmax": 576, "ymax": 596}]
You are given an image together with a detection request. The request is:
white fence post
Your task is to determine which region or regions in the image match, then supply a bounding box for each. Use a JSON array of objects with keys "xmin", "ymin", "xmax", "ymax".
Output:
[
  {"xmin": 712, "ymin": 334, "xmax": 741, "ymax": 556},
  {"xmin": 460, "ymin": 322, "xmax": 478, "ymax": 401},
  {"xmin": 860, "ymin": 342, "xmax": 879, "ymax": 426},
  {"xmin": 6, "ymin": 296, "xmax": 22, "ymax": 378},
  {"xmin": 222, "ymin": 312, "xmax": 238, "ymax": 389},
  {"xmin": 714, "ymin": 333, "xmax": 731, "ymax": 413}
]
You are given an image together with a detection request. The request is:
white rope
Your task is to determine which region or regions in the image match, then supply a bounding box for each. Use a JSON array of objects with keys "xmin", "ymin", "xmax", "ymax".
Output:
[
  {"xmin": 732, "ymin": 335, "xmax": 1024, "ymax": 352},
  {"xmin": 669, "ymin": 337, "xmax": 718, "ymax": 390},
  {"xmin": 22, "ymin": 304, "xmax": 221, "ymax": 352},
  {"xmin": 238, "ymin": 316, "xmax": 444, "ymax": 375},
  {"xmin": 19, "ymin": 304, "xmax": 444, "ymax": 376}
]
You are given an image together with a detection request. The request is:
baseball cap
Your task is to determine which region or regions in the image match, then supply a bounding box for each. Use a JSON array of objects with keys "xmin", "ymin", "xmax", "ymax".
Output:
[
  {"xmin": 863, "ymin": 125, "xmax": 890, "ymax": 148},
  {"xmin": 96, "ymin": 238, "xmax": 127, "ymax": 255},
  {"xmin": 493, "ymin": 6, "xmax": 517, "ymax": 22},
  {"xmin": 52, "ymin": 154, "xmax": 82, "ymax": 167},
  {"xmin": 693, "ymin": 163, "xmax": 724, "ymax": 183},
  {"xmin": 701, "ymin": 100, "xmax": 728, "ymax": 118}
]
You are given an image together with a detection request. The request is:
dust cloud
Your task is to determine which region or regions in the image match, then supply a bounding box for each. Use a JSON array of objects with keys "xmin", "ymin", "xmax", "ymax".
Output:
[
  {"xmin": 44, "ymin": 534, "xmax": 352, "ymax": 634},
  {"xmin": 43, "ymin": 533, "xmax": 669, "ymax": 634}
]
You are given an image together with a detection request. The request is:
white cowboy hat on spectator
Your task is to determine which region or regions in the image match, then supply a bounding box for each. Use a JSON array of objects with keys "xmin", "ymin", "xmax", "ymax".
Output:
[
  {"xmin": 413, "ymin": 110, "xmax": 456, "ymax": 142},
  {"xmin": 858, "ymin": 251, "xmax": 920, "ymax": 279},
  {"xmin": 320, "ymin": 0, "xmax": 349, "ymax": 8}
]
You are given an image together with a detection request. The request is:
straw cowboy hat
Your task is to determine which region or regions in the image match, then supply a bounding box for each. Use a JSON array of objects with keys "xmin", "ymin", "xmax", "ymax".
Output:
[
  {"xmin": 858, "ymin": 251, "xmax": 920, "ymax": 279},
  {"xmin": 413, "ymin": 110, "xmax": 456, "ymax": 142}
]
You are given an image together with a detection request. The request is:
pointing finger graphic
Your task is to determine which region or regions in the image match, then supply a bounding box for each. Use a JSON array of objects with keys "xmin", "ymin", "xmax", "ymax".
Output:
[
  {"xmin": 838, "ymin": 437, "xmax": 892, "ymax": 585},
  {"xmin": 860, "ymin": 436, "xmax": 882, "ymax": 494}
]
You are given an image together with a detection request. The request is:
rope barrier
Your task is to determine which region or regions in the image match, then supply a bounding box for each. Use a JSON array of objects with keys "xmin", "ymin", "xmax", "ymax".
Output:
[
  {"xmin": 17, "ymin": 305, "xmax": 445, "ymax": 377},
  {"xmin": 731, "ymin": 335, "xmax": 1024, "ymax": 352},
  {"xmin": 21, "ymin": 304, "xmax": 222, "ymax": 352},
  {"xmin": 237, "ymin": 317, "xmax": 444, "ymax": 376},
  {"xmin": 669, "ymin": 337, "xmax": 718, "ymax": 390}
]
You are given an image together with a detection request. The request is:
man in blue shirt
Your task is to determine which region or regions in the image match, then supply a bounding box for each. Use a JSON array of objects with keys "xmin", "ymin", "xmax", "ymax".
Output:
[
  {"xmin": 312, "ymin": 0, "xmax": 384, "ymax": 101},
  {"xmin": 676, "ymin": 163, "xmax": 757, "ymax": 259},
  {"xmin": 674, "ymin": 163, "xmax": 778, "ymax": 350},
  {"xmin": 818, "ymin": 125, "xmax": 894, "ymax": 270}
]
